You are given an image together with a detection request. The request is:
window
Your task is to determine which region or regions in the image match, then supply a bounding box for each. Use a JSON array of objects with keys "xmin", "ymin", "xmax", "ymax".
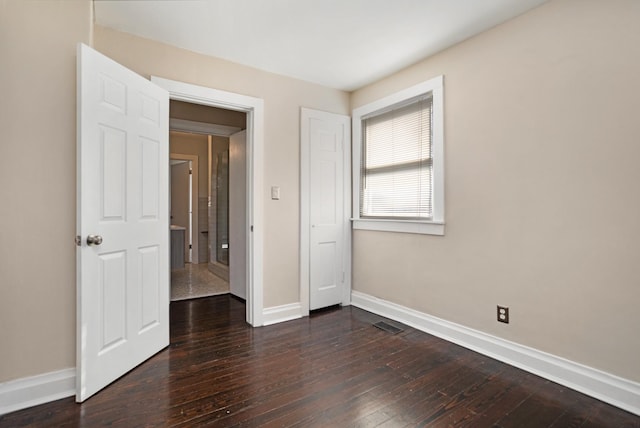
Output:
[
  {"xmin": 361, "ymin": 95, "xmax": 432, "ymax": 219},
  {"xmin": 352, "ymin": 76, "xmax": 444, "ymax": 235}
]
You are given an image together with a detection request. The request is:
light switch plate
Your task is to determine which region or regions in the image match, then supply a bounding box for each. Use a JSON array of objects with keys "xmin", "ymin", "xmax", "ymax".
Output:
[{"xmin": 271, "ymin": 186, "xmax": 280, "ymax": 200}]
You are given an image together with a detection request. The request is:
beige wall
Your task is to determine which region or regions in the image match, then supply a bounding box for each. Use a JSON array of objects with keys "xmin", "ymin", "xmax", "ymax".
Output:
[
  {"xmin": 0, "ymin": 0, "xmax": 92, "ymax": 382},
  {"xmin": 93, "ymin": 25, "xmax": 350, "ymax": 308},
  {"xmin": 351, "ymin": 0, "xmax": 640, "ymax": 382}
]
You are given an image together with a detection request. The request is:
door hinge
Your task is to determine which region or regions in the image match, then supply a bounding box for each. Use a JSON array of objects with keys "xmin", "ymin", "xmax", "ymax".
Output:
[
  {"xmin": 189, "ymin": 244, "xmax": 192, "ymax": 249},
  {"xmin": 189, "ymin": 169, "xmax": 193, "ymax": 175}
]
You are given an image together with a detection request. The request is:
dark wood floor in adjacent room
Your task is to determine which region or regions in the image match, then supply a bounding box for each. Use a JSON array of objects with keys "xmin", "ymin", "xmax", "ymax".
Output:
[{"xmin": 1, "ymin": 295, "xmax": 638, "ymax": 427}]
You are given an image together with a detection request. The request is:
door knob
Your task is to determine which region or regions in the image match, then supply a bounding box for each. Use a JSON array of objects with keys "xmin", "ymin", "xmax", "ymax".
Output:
[{"xmin": 86, "ymin": 235, "xmax": 103, "ymax": 246}]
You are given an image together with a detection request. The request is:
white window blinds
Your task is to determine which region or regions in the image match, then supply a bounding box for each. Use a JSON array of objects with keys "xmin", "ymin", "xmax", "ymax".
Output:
[{"xmin": 360, "ymin": 95, "xmax": 433, "ymax": 219}]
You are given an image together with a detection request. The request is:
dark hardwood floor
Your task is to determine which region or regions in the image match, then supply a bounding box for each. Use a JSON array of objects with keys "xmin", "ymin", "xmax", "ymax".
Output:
[{"xmin": 1, "ymin": 295, "xmax": 638, "ymax": 427}]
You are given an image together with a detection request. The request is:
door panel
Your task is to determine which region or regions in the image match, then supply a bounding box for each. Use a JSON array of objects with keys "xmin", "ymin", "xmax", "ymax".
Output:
[
  {"xmin": 229, "ymin": 130, "xmax": 247, "ymax": 299},
  {"xmin": 99, "ymin": 251, "xmax": 127, "ymax": 350},
  {"xmin": 141, "ymin": 139, "xmax": 160, "ymax": 219},
  {"xmin": 316, "ymin": 241, "xmax": 337, "ymax": 290},
  {"xmin": 101, "ymin": 126, "xmax": 126, "ymax": 220},
  {"xmin": 77, "ymin": 43, "xmax": 169, "ymax": 402},
  {"xmin": 140, "ymin": 246, "xmax": 160, "ymax": 330},
  {"xmin": 305, "ymin": 110, "xmax": 350, "ymax": 310},
  {"xmin": 318, "ymin": 160, "xmax": 337, "ymax": 223}
]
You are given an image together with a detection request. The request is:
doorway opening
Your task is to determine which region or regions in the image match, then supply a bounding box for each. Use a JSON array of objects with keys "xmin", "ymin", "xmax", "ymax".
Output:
[
  {"xmin": 168, "ymin": 100, "xmax": 247, "ymax": 303},
  {"xmin": 152, "ymin": 75, "xmax": 265, "ymax": 327}
]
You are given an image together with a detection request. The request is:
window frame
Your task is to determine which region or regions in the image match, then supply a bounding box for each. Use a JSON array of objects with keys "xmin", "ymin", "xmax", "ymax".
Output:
[{"xmin": 352, "ymin": 75, "xmax": 445, "ymax": 235}]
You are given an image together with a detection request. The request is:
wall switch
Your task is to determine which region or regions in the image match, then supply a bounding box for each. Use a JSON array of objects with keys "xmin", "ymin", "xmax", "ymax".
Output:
[
  {"xmin": 271, "ymin": 186, "xmax": 280, "ymax": 200},
  {"xmin": 497, "ymin": 306, "xmax": 509, "ymax": 324}
]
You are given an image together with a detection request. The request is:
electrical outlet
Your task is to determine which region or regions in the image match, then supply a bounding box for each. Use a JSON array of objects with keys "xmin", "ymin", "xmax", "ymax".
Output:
[{"xmin": 497, "ymin": 306, "xmax": 509, "ymax": 324}]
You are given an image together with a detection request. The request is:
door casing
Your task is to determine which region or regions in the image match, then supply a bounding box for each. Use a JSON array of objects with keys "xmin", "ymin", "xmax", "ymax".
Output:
[
  {"xmin": 229, "ymin": 130, "xmax": 248, "ymax": 300},
  {"xmin": 152, "ymin": 76, "xmax": 264, "ymax": 326}
]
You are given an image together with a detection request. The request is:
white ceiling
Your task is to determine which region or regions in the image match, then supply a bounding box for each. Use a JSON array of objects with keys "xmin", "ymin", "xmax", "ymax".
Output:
[{"xmin": 94, "ymin": 0, "xmax": 547, "ymax": 91}]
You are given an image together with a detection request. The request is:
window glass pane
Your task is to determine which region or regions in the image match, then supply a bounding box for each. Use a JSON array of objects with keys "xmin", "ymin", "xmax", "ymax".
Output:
[
  {"xmin": 362, "ymin": 166, "xmax": 431, "ymax": 218},
  {"xmin": 360, "ymin": 96, "xmax": 433, "ymax": 219}
]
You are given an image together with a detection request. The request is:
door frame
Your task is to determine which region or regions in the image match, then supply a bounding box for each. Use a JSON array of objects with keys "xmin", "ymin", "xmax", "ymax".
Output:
[
  {"xmin": 152, "ymin": 76, "xmax": 264, "ymax": 326},
  {"xmin": 170, "ymin": 153, "xmax": 199, "ymax": 264},
  {"xmin": 300, "ymin": 107, "xmax": 352, "ymax": 316}
]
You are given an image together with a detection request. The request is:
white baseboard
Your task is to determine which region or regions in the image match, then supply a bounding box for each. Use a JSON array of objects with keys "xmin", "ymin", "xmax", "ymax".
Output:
[
  {"xmin": 351, "ymin": 290, "xmax": 640, "ymax": 416},
  {"xmin": 0, "ymin": 368, "xmax": 75, "ymax": 416},
  {"xmin": 262, "ymin": 302, "xmax": 303, "ymax": 326}
]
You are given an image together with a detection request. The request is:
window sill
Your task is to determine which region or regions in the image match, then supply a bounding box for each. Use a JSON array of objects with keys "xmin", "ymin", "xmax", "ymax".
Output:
[{"xmin": 351, "ymin": 218, "xmax": 445, "ymax": 236}]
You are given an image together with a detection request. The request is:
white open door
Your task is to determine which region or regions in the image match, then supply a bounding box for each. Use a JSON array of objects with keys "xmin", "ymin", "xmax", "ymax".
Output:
[
  {"xmin": 76, "ymin": 43, "xmax": 169, "ymax": 402},
  {"xmin": 301, "ymin": 109, "xmax": 350, "ymax": 310},
  {"xmin": 229, "ymin": 130, "xmax": 247, "ymax": 299}
]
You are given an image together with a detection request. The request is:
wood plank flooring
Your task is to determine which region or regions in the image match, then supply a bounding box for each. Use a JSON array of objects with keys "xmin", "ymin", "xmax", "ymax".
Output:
[{"xmin": 1, "ymin": 295, "xmax": 638, "ymax": 427}]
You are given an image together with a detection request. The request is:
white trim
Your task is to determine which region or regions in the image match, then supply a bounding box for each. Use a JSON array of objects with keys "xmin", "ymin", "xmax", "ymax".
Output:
[
  {"xmin": 169, "ymin": 118, "xmax": 241, "ymax": 137},
  {"xmin": 341, "ymin": 110, "xmax": 353, "ymax": 308},
  {"xmin": 351, "ymin": 291, "xmax": 640, "ymax": 416},
  {"xmin": 300, "ymin": 108, "xmax": 352, "ymax": 314},
  {"xmin": 152, "ymin": 76, "xmax": 264, "ymax": 327},
  {"xmin": 262, "ymin": 302, "xmax": 303, "ymax": 326},
  {"xmin": 300, "ymin": 109, "xmax": 311, "ymax": 316},
  {"xmin": 0, "ymin": 368, "xmax": 75, "ymax": 416},
  {"xmin": 352, "ymin": 75, "xmax": 445, "ymax": 234},
  {"xmin": 352, "ymin": 218, "xmax": 444, "ymax": 235}
]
